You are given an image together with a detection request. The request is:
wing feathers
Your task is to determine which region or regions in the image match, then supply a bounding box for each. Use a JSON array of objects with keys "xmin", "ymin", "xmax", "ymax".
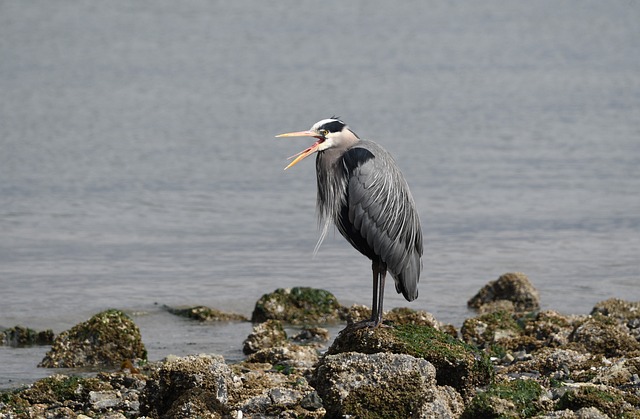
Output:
[{"xmin": 339, "ymin": 141, "xmax": 423, "ymax": 301}]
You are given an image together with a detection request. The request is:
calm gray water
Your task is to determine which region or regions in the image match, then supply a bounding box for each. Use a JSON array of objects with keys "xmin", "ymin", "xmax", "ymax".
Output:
[{"xmin": 1, "ymin": 1, "xmax": 639, "ymax": 388}]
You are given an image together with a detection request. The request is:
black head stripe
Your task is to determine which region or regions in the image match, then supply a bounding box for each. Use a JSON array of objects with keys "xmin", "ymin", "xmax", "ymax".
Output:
[{"xmin": 320, "ymin": 119, "xmax": 346, "ymax": 133}]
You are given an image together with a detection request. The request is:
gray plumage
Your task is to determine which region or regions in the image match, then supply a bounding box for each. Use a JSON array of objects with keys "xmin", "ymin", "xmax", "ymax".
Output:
[{"xmin": 278, "ymin": 118, "xmax": 423, "ymax": 327}]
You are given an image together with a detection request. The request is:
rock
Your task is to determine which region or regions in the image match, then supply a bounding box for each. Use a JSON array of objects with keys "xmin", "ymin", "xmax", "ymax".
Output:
[
  {"xmin": 89, "ymin": 390, "xmax": 122, "ymax": 410},
  {"xmin": 291, "ymin": 326, "xmax": 330, "ymax": 345},
  {"xmin": 461, "ymin": 310, "xmax": 578, "ymax": 358},
  {"xmin": 250, "ymin": 287, "xmax": 345, "ymax": 324},
  {"xmin": 556, "ymin": 384, "xmax": 639, "ymax": 418},
  {"xmin": 344, "ymin": 305, "xmax": 459, "ymax": 337},
  {"xmin": 591, "ymin": 298, "xmax": 640, "ymax": 323},
  {"xmin": 468, "ymin": 272, "xmax": 540, "ymax": 312},
  {"xmin": 235, "ymin": 386, "xmax": 309, "ymax": 417},
  {"xmin": 520, "ymin": 310, "xmax": 575, "ymax": 348},
  {"xmin": 246, "ymin": 344, "xmax": 319, "ymax": 373},
  {"xmin": 242, "ymin": 319, "xmax": 287, "ymax": 355},
  {"xmin": 20, "ymin": 374, "xmax": 112, "ymax": 405},
  {"xmin": 228, "ymin": 362, "xmax": 325, "ymax": 417},
  {"xmin": 591, "ymin": 298, "xmax": 640, "ymax": 341},
  {"xmin": 592, "ymin": 357, "xmax": 640, "ymax": 387},
  {"xmin": 328, "ymin": 323, "xmax": 493, "ymax": 399},
  {"xmin": 312, "ymin": 352, "xmax": 463, "ymax": 419},
  {"xmin": 461, "ymin": 310, "xmax": 526, "ymax": 350},
  {"xmin": 39, "ymin": 309, "xmax": 147, "ymax": 368},
  {"xmin": 569, "ymin": 315, "xmax": 640, "ymax": 357},
  {"xmin": 461, "ymin": 378, "xmax": 545, "ymax": 418},
  {"xmin": 342, "ymin": 304, "xmax": 373, "ymax": 324},
  {"xmin": 1, "ymin": 325, "xmax": 54, "ymax": 346},
  {"xmin": 141, "ymin": 354, "xmax": 232, "ymax": 418},
  {"xmin": 165, "ymin": 305, "xmax": 248, "ymax": 322},
  {"xmin": 477, "ymin": 300, "xmax": 517, "ymax": 314}
]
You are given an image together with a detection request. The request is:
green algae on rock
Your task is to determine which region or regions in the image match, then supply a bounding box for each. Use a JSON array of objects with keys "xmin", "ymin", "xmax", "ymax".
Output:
[
  {"xmin": 39, "ymin": 309, "xmax": 147, "ymax": 368},
  {"xmin": 251, "ymin": 287, "xmax": 345, "ymax": 324}
]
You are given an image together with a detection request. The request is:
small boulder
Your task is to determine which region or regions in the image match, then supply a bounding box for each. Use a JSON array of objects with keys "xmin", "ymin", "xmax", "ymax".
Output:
[
  {"xmin": 591, "ymin": 298, "xmax": 640, "ymax": 341},
  {"xmin": 468, "ymin": 272, "xmax": 540, "ymax": 313},
  {"xmin": 312, "ymin": 352, "xmax": 464, "ymax": 419},
  {"xmin": 461, "ymin": 379, "xmax": 545, "ymax": 418},
  {"xmin": 39, "ymin": 309, "xmax": 147, "ymax": 368},
  {"xmin": 165, "ymin": 305, "xmax": 248, "ymax": 322},
  {"xmin": 242, "ymin": 319, "xmax": 287, "ymax": 355},
  {"xmin": 1, "ymin": 325, "xmax": 54, "ymax": 346},
  {"xmin": 290, "ymin": 326, "xmax": 330, "ymax": 345},
  {"xmin": 556, "ymin": 384, "xmax": 639, "ymax": 418},
  {"xmin": 251, "ymin": 287, "xmax": 345, "ymax": 324},
  {"xmin": 327, "ymin": 324, "xmax": 493, "ymax": 399},
  {"xmin": 461, "ymin": 310, "xmax": 526, "ymax": 351},
  {"xmin": 569, "ymin": 315, "xmax": 640, "ymax": 357},
  {"xmin": 247, "ymin": 344, "xmax": 319, "ymax": 373},
  {"xmin": 344, "ymin": 305, "xmax": 458, "ymax": 336},
  {"xmin": 141, "ymin": 354, "xmax": 232, "ymax": 418}
]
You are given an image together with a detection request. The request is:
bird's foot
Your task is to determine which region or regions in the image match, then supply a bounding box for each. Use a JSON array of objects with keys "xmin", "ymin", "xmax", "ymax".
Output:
[{"xmin": 341, "ymin": 317, "xmax": 390, "ymax": 334}]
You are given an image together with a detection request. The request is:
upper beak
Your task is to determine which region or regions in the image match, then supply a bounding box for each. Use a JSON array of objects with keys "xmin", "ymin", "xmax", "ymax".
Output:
[{"xmin": 275, "ymin": 130, "xmax": 324, "ymax": 170}]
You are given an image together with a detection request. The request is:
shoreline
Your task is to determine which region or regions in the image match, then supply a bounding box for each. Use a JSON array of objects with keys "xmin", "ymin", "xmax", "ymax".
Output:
[{"xmin": 1, "ymin": 275, "xmax": 639, "ymax": 418}]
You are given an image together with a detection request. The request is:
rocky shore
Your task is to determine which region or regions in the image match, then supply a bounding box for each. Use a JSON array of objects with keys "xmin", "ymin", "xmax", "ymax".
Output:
[{"xmin": 1, "ymin": 273, "xmax": 639, "ymax": 418}]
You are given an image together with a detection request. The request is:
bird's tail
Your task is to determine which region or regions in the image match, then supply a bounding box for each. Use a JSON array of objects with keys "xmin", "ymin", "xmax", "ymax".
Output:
[{"xmin": 393, "ymin": 252, "xmax": 421, "ymax": 302}]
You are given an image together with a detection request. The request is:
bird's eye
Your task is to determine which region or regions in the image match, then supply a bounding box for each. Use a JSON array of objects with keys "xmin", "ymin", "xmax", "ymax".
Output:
[{"xmin": 319, "ymin": 129, "xmax": 328, "ymax": 137}]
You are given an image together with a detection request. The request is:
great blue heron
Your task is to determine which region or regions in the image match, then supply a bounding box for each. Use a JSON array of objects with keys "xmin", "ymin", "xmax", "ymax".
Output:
[{"xmin": 276, "ymin": 118, "xmax": 423, "ymax": 327}]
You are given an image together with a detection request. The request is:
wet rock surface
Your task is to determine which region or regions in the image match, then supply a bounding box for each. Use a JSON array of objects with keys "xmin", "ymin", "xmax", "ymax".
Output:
[{"xmin": 2, "ymin": 275, "xmax": 640, "ymax": 418}]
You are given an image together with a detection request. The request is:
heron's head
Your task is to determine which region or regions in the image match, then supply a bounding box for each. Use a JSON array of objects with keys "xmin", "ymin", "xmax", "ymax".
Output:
[{"xmin": 276, "ymin": 118, "xmax": 359, "ymax": 170}]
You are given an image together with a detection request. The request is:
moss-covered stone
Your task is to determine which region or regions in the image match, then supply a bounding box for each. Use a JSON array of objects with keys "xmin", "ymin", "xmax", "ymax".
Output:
[
  {"xmin": 242, "ymin": 319, "xmax": 287, "ymax": 355},
  {"xmin": 569, "ymin": 314, "xmax": 640, "ymax": 357},
  {"xmin": 393, "ymin": 324, "xmax": 494, "ymax": 398},
  {"xmin": 328, "ymin": 324, "xmax": 493, "ymax": 399},
  {"xmin": 556, "ymin": 385, "xmax": 639, "ymax": 418},
  {"xmin": 1, "ymin": 325, "xmax": 54, "ymax": 346},
  {"xmin": 39, "ymin": 309, "xmax": 147, "ymax": 368},
  {"xmin": 462, "ymin": 310, "xmax": 578, "ymax": 357},
  {"xmin": 461, "ymin": 310, "xmax": 524, "ymax": 349},
  {"xmin": 591, "ymin": 298, "xmax": 640, "ymax": 323},
  {"xmin": 251, "ymin": 287, "xmax": 345, "ymax": 324},
  {"xmin": 312, "ymin": 351, "xmax": 463, "ymax": 418},
  {"xmin": 21, "ymin": 375, "xmax": 112, "ymax": 405},
  {"xmin": 141, "ymin": 354, "xmax": 231, "ymax": 418},
  {"xmin": 461, "ymin": 379, "xmax": 544, "ymax": 418},
  {"xmin": 165, "ymin": 305, "xmax": 248, "ymax": 322},
  {"xmin": 468, "ymin": 272, "xmax": 540, "ymax": 313}
]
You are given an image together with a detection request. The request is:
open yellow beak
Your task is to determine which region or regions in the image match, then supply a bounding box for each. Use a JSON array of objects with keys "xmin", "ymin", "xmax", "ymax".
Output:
[{"xmin": 275, "ymin": 130, "xmax": 324, "ymax": 170}]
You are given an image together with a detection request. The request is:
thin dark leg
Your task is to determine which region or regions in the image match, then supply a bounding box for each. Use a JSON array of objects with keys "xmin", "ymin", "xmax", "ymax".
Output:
[
  {"xmin": 341, "ymin": 261, "xmax": 387, "ymax": 333},
  {"xmin": 375, "ymin": 268, "xmax": 386, "ymax": 326},
  {"xmin": 371, "ymin": 262, "xmax": 380, "ymax": 323}
]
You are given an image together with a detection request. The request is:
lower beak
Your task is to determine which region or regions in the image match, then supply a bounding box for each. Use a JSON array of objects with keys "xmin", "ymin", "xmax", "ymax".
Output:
[{"xmin": 275, "ymin": 130, "xmax": 324, "ymax": 170}]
